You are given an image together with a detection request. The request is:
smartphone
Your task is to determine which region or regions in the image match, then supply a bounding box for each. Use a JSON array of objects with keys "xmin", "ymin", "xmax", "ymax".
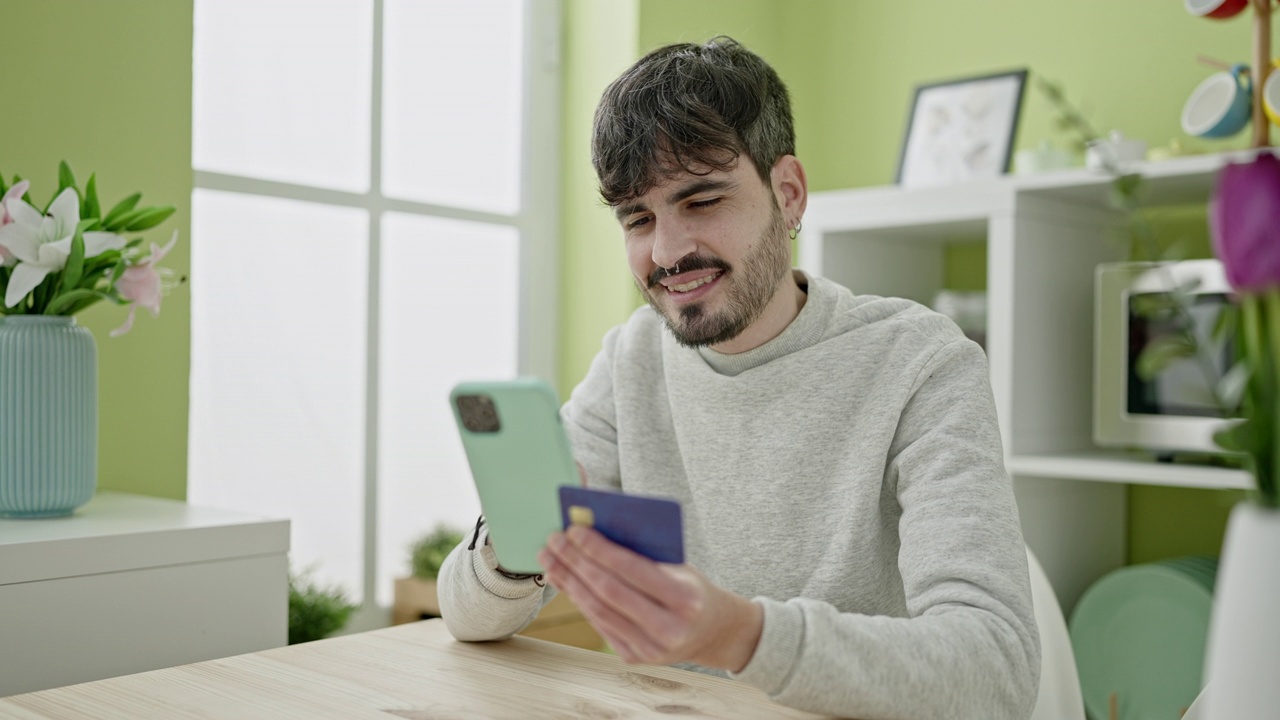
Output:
[{"xmin": 449, "ymin": 378, "xmax": 578, "ymax": 575}]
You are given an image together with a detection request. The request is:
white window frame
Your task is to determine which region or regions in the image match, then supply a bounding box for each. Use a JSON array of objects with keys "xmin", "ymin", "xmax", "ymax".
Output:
[{"xmin": 191, "ymin": 0, "xmax": 561, "ymax": 622}]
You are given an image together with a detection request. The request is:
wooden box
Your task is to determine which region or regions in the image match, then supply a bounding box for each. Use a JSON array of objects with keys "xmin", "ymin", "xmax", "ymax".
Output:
[{"xmin": 393, "ymin": 576, "xmax": 603, "ymax": 651}]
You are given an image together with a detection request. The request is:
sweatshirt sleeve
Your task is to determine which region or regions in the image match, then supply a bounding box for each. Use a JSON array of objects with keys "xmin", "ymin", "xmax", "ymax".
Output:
[
  {"xmin": 730, "ymin": 339, "xmax": 1041, "ymax": 720},
  {"xmin": 560, "ymin": 327, "xmax": 623, "ymax": 491},
  {"xmin": 436, "ymin": 523, "xmax": 551, "ymax": 642}
]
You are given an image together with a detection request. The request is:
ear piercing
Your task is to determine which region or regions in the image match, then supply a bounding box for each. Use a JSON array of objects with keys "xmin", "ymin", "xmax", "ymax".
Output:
[{"xmin": 789, "ymin": 220, "xmax": 803, "ymax": 240}]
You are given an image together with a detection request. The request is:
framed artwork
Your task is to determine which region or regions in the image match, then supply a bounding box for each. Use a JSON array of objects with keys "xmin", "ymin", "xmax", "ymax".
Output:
[{"xmin": 896, "ymin": 69, "xmax": 1028, "ymax": 188}]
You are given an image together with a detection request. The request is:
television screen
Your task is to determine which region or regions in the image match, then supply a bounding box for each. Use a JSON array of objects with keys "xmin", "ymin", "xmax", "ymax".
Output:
[{"xmin": 1127, "ymin": 292, "xmax": 1234, "ymax": 418}]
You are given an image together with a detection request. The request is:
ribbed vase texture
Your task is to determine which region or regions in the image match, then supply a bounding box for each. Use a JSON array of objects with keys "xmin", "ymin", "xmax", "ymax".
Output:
[{"xmin": 0, "ymin": 316, "xmax": 97, "ymax": 517}]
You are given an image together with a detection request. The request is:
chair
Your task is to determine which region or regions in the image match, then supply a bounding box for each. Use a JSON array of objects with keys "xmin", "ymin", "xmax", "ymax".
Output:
[{"xmin": 1027, "ymin": 546, "xmax": 1087, "ymax": 720}]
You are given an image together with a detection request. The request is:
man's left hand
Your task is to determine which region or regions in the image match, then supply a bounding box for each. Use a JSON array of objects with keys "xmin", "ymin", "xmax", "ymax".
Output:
[{"xmin": 536, "ymin": 526, "xmax": 763, "ymax": 671}]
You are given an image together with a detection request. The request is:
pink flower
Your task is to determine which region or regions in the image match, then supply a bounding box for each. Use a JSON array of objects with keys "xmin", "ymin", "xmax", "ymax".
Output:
[
  {"xmin": 1209, "ymin": 152, "xmax": 1280, "ymax": 292},
  {"xmin": 0, "ymin": 180, "xmax": 30, "ymax": 268},
  {"xmin": 111, "ymin": 231, "xmax": 178, "ymax": 337}
]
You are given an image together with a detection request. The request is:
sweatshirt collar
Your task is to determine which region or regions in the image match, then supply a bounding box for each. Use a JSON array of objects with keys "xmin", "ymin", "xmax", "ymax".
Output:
[{"xmin": 697, "ymin": 270, "xmax": 828, "ymax": 376}]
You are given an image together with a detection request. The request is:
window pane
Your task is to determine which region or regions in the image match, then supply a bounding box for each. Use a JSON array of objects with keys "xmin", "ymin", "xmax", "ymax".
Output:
[
  {"xmin": 382, "ymin": 0, "xmax": 523, "ymax": 214},
  {"xmin": 188, "ymin": 189, "xmax": 369, "ymax": 600},
  {"xmin": 376, "ymin": 214, "xmax": 519, "ymax": 604},
  {"xmin": 193, "ymin": 0, "xmax": 373, "ymax": 192}
]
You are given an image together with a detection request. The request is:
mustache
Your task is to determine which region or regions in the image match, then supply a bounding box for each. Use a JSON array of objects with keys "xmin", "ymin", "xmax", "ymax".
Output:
[{"xmin": 648, "ymin": 255, "xmax": 731, "ymax": 288}]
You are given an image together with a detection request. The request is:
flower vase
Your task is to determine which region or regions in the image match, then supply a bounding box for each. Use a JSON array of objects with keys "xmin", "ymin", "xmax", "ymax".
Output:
[
  {"xmin": 1202, "ymin": 502, "xmax": 1280, "ymax": 719},
  {"xmin": 0, "ymin": 316, "xmax": 97, "ymax": 517}
]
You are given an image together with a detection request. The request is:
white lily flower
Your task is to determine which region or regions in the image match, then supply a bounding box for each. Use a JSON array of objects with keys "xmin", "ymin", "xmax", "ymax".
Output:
[{"xmin": 0, "ymin": 187, "xmax": 125, "ymax": 307}]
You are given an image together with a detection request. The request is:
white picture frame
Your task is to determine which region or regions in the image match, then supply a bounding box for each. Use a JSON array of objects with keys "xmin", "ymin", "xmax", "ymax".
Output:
[{"xmin": 896, "ymin": 69, "xmax": 1028, "ymax": 188}]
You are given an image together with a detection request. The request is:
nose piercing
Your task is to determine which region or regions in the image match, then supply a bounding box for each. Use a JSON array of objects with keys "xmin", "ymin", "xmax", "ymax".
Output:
[{"xmin": 672, "ymin": 263, "xmax": 679, "ymax": 275}]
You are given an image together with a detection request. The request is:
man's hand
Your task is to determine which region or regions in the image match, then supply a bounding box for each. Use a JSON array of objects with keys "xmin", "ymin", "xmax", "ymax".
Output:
[{"xmin": 536, "ymin": 526, "xmax": 763, "ymax": 672}]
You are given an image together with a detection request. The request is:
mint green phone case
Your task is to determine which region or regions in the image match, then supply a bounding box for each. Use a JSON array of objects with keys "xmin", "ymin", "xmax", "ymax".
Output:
[{"xmin": 450, "ymin": 378, "xmax": 578, "ymax": 575}]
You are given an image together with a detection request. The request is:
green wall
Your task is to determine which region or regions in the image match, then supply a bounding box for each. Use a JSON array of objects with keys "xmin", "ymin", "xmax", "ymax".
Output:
[
  {"xmin": 0, "ymin": 0, "xmax": 1257, "ymax": 563},
  {"xmin": 586, "ymin": 0, "xmax": 1270, "ymax": 563},
  {"xmin": 0, "ymin": 0, "xmax": 192, "ymax": 501}
]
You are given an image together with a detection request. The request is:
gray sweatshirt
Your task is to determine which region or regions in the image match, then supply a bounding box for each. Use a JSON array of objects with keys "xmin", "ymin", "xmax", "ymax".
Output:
[{"xmin": 438, "ymin": 271, "xmax": 1040, "ymax": 720}]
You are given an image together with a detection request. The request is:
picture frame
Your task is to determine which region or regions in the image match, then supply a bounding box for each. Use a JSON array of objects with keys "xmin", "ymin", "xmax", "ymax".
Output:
[{"xmin": 895, "ymin": 69, "xmax": 1029, "ymax": 188}]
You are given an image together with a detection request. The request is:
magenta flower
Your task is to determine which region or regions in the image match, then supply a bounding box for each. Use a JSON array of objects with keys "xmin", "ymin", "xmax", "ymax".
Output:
[{"xmin": 1209, "ymin": 152, "xmax": 1280, "ymax": 292}]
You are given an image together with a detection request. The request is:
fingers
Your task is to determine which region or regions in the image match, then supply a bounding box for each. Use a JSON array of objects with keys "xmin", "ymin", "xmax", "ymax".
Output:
[
  {"xmin": 543, "ymin": 532, "xmax": 667, "ymax": 626},
  {"xmin": 538, "ymin": 539, "xmax": 667, "ymax": 663},
  {"xmin": 563, "ymin": 526, "xmax": 696, "ymax": 608}
]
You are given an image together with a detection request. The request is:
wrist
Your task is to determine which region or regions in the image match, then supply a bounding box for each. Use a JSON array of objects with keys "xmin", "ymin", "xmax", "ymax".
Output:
[{"xmin": 708, "ymin": 595, "xmax": 763, "ymax": 673}]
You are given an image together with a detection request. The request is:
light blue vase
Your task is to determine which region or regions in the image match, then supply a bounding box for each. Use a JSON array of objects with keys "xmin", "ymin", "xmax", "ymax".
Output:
[{"xmin": 0, "ymin": 316, "xmax": 97, "ymax": 518}]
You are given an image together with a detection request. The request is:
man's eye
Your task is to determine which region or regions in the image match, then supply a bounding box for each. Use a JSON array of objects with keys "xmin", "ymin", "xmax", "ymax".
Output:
[
  {"xmin": 690, "ymin": 197, "xmax": 722, "ymax": 209},
  {"xmin": 626, "ymin": 216, "xmax": 651, "ymax": 230}
]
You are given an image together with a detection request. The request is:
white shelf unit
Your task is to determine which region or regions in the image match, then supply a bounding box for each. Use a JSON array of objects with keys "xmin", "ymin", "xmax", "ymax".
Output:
[{"xmin": 799, "ymin": 151, "xmax": 1262, "ymax": 613}]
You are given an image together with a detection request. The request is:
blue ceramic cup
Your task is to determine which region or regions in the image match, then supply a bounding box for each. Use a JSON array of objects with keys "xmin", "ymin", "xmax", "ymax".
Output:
[{"xmin": 1182, "ymin": 65, "xmax": 1253, "ymax": 139}]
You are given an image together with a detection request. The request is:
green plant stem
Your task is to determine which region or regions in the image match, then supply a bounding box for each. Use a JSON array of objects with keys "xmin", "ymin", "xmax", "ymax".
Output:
[{"xmin": 1264, "ymin": 289, "xmax": 1280, "ymax": 505}]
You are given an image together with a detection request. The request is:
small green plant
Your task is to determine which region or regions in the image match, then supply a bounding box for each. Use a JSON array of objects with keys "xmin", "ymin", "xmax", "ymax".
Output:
[
  {"xmin": 410, "ymin": 524, "xmax": 465, "ymax": 580},
  {"xmin": 288, "ymin": 571, "xmax": 357, "ymax": 645}
]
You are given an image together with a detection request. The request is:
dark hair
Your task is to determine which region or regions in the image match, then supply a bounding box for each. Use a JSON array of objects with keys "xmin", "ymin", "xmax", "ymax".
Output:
[{"xmin": 591, "ymin": 36, "xmax": 795, "ymax": 206}]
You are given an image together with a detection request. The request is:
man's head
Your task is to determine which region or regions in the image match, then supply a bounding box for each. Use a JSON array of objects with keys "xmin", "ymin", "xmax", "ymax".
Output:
[
  {"xmin": 592, "ymin": 36, "xmax": 795, "ymax": 207},
  {"xmin": 592, "ymin": 37, "xmax": 807, "ymax": 351}
]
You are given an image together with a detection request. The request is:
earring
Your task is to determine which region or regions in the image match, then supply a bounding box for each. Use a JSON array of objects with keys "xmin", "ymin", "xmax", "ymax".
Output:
[{"xmin": 788, "ymin": 220, "xmax": 803, "ymax": 240}]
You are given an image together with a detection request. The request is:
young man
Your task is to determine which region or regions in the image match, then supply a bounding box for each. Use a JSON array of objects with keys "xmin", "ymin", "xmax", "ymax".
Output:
[{"xmin": 438, "ymin": 37, "xmax": 1040, "ymax": 720}]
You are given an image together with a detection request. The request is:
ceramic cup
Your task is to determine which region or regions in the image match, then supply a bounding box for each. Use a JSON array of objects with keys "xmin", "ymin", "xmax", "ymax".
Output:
[
  {"xmin": 1265, "ymin": 60, "xmax": 1280, "ymax": 127},
  {"xmin": 1086, "ymin": 130, "xmax": 1147, "ymax": 170},
  {"xmin": 1185, "ymin": 0, "xmax": 1249, "ymax": 19},
  {"xmin": 1182, "ymin": 65, "xmax": 1253, "ymax": 138}
]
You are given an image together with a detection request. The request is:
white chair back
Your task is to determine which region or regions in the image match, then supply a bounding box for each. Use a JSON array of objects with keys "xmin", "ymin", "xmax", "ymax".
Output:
[{"xmin": 1027, "ymin": 546, "xmax": 1086, "ymax": 720}]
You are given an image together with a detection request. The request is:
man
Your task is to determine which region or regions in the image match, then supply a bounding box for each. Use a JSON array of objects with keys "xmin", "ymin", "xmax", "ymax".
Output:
[{"xmin": 438, "ymin": 37, "xmax": 1040, "ymax": 719}]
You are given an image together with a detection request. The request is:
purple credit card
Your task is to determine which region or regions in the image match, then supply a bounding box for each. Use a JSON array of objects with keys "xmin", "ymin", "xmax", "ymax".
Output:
[{"xmin": 558, "ymin": 486, "xmax": 684, "ymax": 564}]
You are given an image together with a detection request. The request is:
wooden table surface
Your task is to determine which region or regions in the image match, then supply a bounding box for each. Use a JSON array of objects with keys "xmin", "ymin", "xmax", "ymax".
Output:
[{"xmin": 0, "ymin": 619, "xmax": 836, "ymax": 719}]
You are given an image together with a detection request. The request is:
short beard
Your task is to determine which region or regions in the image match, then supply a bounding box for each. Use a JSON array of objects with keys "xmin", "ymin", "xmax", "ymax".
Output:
[{"xmin": 639, "ymin": 202, "xmax": 790, "ymax": 348}]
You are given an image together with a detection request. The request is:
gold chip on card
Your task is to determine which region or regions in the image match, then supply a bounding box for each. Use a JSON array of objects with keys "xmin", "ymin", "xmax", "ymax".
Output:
[{"xmin": 568, "ymin": 505, "xmax": 595, "ymax": 527}]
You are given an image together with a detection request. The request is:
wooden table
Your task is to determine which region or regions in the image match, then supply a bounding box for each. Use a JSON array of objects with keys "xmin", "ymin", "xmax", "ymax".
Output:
[{"xmin": 0, "ymin": 620, "xmax": 835, "ymax": 719}]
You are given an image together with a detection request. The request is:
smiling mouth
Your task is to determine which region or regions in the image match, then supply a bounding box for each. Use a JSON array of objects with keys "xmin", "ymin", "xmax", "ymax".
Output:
[{"xmin": 667, "ymin": 271, "xmax": 722, "ymax": 293}]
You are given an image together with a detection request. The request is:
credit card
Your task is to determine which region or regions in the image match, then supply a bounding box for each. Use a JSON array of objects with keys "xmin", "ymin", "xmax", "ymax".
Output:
[{"xmin": 558, "ymin": 486, "xmax": 684, "ymax": 564}]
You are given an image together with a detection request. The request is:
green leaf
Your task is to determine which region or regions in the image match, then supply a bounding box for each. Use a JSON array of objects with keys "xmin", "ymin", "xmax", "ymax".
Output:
[
  {"xmin": 1136, "ymin": 334, "xmax": 1196, "ymax": 381},
  {"xmin": 62, "ymin": 229, "xmax": 87, "ymax": 291},
  {"xmin": 0, "ymin": 172, "xmax": 8, "ymax": 198},
  {"xmin": 57, "ymin": 161, "xmax": 77, "ymax": 196},
  {"xmin": 43, "ymin": 288, "xmax": 109, "ymax": 316},
  {"xmin": 122, "ymin": 205, "xmax": 176, "ymax": 232},
  {"xmin": 1217, "ymin": 362, "xmax": 1251, "ymax": 413},
  {"xmin": 83, "ymin": 173, "xmax": 100, "ymax": 221},
  {"xmin": 101, "ymin": 192, "xmax": 142, "ymax": 228}
]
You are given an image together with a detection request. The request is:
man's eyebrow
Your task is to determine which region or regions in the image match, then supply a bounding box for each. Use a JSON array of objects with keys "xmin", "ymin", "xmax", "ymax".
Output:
[
  {"xmin": 614, "ymin": 179, "xmax": 738, "ymax": 222},
  {"xmin": 614, "ymin": 200, "xmax": 647, "ymax": 221},
  {"xmin": 668, "ymin": 179, "xmax": 736, "ymax": 205}
]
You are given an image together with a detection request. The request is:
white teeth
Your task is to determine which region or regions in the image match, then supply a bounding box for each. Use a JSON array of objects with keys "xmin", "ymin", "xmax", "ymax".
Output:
[{"xmin": 669, "ymin": 272, "xmax": 720, "ymax": 293}]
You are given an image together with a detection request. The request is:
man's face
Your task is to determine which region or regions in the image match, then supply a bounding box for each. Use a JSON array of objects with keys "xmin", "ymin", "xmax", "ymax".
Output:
[{"xmin": 615, "ymin": 157, "xmax": 791, "ymax": 348}]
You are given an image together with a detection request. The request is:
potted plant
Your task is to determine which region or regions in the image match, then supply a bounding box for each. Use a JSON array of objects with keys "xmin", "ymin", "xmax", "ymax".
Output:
[
  {"xmin": 0, "ymin": 162, "xmax": 180, "ymax": 518},
  {"xmin": 288, "ymin": 570, "xmax": 358, "ymax": 645},
  {"xmin": 1199, "ymin": 151, "xmax": 1280, "ymax": 719},
  {"xmin": 392, "ymin": 524, "xmax": 465, "ymax": 625}
]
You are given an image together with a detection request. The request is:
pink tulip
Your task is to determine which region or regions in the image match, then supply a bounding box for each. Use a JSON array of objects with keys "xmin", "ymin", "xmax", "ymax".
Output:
[{"xmin": 1210, "ymin": 152, "xmax": 1280, "ymax": 292}]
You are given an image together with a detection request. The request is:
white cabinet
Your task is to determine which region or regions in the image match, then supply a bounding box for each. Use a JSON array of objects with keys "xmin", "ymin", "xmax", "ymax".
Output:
[
  {"xmin": 800, "ymin": 152, "xmax": 1255, "ymax": 612},
  {"xmin": 0, "ymin": 492, "xmax": 290, "ymax": 696}
]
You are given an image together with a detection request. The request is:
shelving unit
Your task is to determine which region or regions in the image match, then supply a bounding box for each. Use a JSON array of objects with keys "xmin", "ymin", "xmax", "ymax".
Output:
[{"xmin": 799, "ymin": 150, "xmax": 1268, "ymax": 612}]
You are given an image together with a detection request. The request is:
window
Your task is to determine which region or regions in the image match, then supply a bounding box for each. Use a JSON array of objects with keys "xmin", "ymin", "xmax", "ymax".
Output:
[{"xmin": 189, "ymin": 0, "xmax": 560, "ymax": 615}]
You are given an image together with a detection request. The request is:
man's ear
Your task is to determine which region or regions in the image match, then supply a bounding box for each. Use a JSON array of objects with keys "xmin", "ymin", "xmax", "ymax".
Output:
[{"xmin": 771, "ymin": 155, "xmax": 808, "ymax": 227}]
